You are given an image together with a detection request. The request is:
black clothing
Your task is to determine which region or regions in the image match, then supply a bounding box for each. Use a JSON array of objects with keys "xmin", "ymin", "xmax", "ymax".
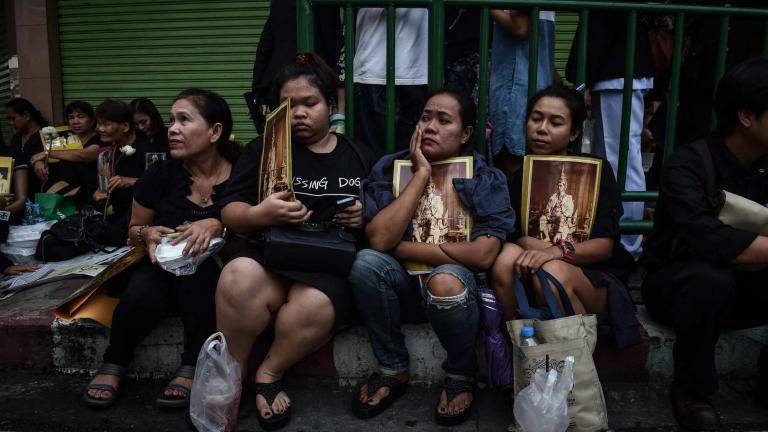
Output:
[
  {"xmin": 10, "ymin": 131, "xmax": 44, "ymax": 194},
  {"xmin": 642, "ymin": 135, "xmax": 768, "ymax": 268},
  {"xmin": 48, "ymin": 134, "xmax": 103, "ymax": 205},
  {"xmin": 133, "ymin": 159, "xmax": 229, "ymax": 229},
  {"xmin": 565, "ymin": 8, "xmax": 654, "ymax": 87},
  {"xmin": 642, "ymin": 133, "xmax": 768, "ymax": 398},
  {"xmin": 221, "ymin": 133, "xmax": 374, "ymax": 328},
  {"xmin": 251, "ymin": 1, "xmax": 341, "ymax": 103},
  {"xmin": 444, "ymin": 8, "xmax": 482, "ymax": 63},
  {"xmin": 508, "ymin": 153, "xmax": 634, "ymax": 283},
  {"xmin": 104, "ymin": 258, "xmax": 220, "ymax": 367}
]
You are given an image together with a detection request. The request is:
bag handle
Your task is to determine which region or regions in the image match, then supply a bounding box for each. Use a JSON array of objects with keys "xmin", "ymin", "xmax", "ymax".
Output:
[
  {"xmin": 514, "ymin": 273, "xmax": 564, "ymax": 319},
  {"xmin": 536, "ymin": 269, "xmax": 576, "ymax": 317}
]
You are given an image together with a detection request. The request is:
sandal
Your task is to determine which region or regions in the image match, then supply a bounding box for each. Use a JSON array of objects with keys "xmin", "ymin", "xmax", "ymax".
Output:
[
  {"xmin": 350, "ymin": 372, "xmax": 409, "ymax": 419},
  {"xmin": 156, "ymin": 365, "xmax": 195, "ymax": 409},
  {"xmin": 82, "ymin": 363, "xmax": 126, "ymax": 408},
  {"xmin": 255, "ymin": 380, "xmax": 291, "ymax": 431},
  {"xmin": 434, "ymin": 377, "xmax": 475, "ymax": 426}
]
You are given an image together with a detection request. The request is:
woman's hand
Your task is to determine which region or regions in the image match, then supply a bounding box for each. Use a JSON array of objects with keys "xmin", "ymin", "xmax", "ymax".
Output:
[
  {"xmin": 171, "ymin": 219, "xmax": 223, "ymax": 257},
  {"xmin": 409, "ymin": 126, "xmax": 431, "ymax": 177},
  {"xmin": 107, "ymin": 175, "xmax": 133, "ymax": 192},
  {"xmin": 142, "ymin": 225, "xmax": 175, "ymax": 264},
  {"xmin": 3, "ymin": 264, "xmax": 40, "ymax": 276},
  {"xmin": 33, "ymin": 160, "xmax": 49, "ymax": 183},
  {"xmin": 257, "ymin": 190, "xmax": 312, "ymax": 225},
  {"xmin": 334, "ymin": 200, "xmax": 363, "ymax": 229},
  {"xmin": 513, "ymin": 246, "xmax": 563, "ymax": 277},
  {"xmin": 92, "ymin": 189, "xmax": 109, "ymax": 203}
]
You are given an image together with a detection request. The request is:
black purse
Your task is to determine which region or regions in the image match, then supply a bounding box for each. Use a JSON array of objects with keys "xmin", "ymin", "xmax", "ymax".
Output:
[{"xmin": 260, "ymin": 222, "xmax": 357, "ymax": 276}]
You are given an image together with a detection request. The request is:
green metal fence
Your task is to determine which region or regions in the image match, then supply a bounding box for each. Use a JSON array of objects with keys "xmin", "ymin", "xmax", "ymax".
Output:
[{"xmin": 296, "ymin": 0, "xmax": 768, "ymax": 233}]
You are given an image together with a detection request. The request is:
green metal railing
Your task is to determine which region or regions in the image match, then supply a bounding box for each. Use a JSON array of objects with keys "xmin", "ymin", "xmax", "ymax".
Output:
[{"xmin": 296, "ymin": 0, "xmax": 768, "ymax": 233}]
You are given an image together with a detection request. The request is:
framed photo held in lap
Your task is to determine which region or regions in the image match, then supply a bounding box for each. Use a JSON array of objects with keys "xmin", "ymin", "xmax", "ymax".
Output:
[{"xmin": 521, "ymin": 155, "xmax": 602, "ymax": 245}]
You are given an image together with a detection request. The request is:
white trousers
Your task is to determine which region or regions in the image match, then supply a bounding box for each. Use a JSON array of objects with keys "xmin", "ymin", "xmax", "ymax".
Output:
[{"xmin": 592, "ymin": 89, "xmax": 646, "ymax": 259}]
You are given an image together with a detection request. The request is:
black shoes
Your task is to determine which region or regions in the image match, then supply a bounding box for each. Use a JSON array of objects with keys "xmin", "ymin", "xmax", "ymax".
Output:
[{"xmin": 670, "ymin": 383, "xmax": 721, "ymax": 431}]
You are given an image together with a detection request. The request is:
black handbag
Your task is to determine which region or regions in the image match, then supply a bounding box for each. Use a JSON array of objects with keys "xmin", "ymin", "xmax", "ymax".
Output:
[
  {"xmin": 35, "ymin": 207, "xmax": 115, "ymax": 262},
  {"xmin": 260, "ymin": 222, "xmax": 357, "ymax": 277}
]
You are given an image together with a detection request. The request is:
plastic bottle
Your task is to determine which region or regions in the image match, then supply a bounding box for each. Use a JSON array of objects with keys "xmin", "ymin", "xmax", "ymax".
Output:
[
  {"xmin": 32, "ymin": 204, "xmax": 45, "ymax": 224},
  {"xmin": 23, "ymin": 200, "xmax": 33, "ymax": 225},
  {"xmin": 521, "ymin": 326, "xmax": 539, "ymax": 347}
]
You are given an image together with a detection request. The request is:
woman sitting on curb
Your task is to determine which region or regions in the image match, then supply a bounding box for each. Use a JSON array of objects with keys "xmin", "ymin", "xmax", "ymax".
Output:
[{"xmin": 83, "ymin": 89, "xmax": 238, "ymax": 409}]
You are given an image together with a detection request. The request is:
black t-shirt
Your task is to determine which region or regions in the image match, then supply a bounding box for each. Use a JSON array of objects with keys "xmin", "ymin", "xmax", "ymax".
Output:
[
  {"xmin": 10, "ymin": 131, "xmax": 44, "ymax": 193},
  {"xmin": 134, "ymin": 158, "xmax": 229, "ymax": 229},
  {"xmin": 221, "ymin": 133, "xmax": 373, "ymax": 223},
  {"xmin": 104, "ymin": 135, "xmax": 152, "ymax": 215},
  {"xmin": 508, "ymin": 153, "xmax": 634, "ymax": 281}
]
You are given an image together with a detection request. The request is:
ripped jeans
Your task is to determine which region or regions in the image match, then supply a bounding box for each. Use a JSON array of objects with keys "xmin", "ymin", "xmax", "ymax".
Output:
[{"xmin": 349, "ymin": 249, "xmax": 479, "ymax": 379}]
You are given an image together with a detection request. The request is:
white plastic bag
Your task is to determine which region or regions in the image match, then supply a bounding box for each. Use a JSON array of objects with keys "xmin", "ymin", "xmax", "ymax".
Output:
[
  {"xmin": 190, "ymin": 332, "xmax": 242, "ymax": 432},
  {"xmin": 513, "ymin": 356, "xmax": 575, "ymax": 432},
  {"xmin": 156, "ymin": 237, "xmax": 224, "ymax": 276}
]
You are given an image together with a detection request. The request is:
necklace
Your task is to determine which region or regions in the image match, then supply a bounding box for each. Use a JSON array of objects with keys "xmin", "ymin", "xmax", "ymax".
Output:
[{"xmin": 192, "ymin": 162, "xmax": 224, "ymax": 206}]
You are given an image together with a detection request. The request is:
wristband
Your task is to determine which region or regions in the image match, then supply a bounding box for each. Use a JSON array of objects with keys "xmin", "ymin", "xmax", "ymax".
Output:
[
  {"xmin": 558, "ymin": 240, "xmax": 575, "ymax": 263},
  {"xmin": 136, "ymin": 225, "xmax": 150, "ymax": 246}
]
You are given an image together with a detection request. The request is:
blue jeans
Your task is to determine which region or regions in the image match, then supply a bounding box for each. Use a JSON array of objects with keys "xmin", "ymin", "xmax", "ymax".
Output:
[{"xmin": 349, "ymin": 249, "xmax": 479, "ymax": 380}]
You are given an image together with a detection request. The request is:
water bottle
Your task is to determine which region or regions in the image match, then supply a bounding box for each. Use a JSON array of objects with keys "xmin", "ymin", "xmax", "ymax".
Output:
[
  {"xmin": 521, "ymin": 326, "xmax": 539, "ymax": 347},
  {"xmin": 23, "ymin": 200, "xmax": 34, "ymax": 225},
  {"xmin": 32, "ymin": 203, "xmax": 45, "ymax": 224}
]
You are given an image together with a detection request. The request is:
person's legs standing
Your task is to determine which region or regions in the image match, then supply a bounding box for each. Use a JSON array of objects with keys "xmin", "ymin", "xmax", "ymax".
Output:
[{"xmin": 354, "ymin": 83, "xmax": 387, "ymax": 156}]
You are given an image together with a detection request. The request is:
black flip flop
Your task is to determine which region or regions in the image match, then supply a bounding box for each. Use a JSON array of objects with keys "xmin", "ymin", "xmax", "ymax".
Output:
[
  {"xmin": 434, "ymin": 377, "xmax": 475, "ymax": 426},
  {"xmin": 82, "ymin": 363, "xmax": 126, "ymax": 408},
  {"xmin": 255, "ymin": 380, "xmax": 291, "ymax": 431},
  {"xmin": 156, "ymin": 365, "xmax": 195, "ymax": 409},
  {"xmin": 350, "ymin": 372, "xmax": 409, "ymax": 419}
]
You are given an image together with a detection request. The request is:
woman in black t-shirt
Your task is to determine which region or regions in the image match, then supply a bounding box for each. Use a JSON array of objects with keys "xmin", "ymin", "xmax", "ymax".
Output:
[
  {"xmin": 83, "ymin": 89, "xmax": 238, "ymax": 410},
  {"xmin": 491, "ymin": 85, "xmax": 634, "ymax": 319},
  {"xmin": 131, "ymin": 97, "xmax": 170, "ymax": 154},
  {"xmin": 5, "ymin": 98, "xmax": 47, "ymax": 194},
  {"xmin": 217, "ymin": 53, "xmax": 372, "ymax": 431}
]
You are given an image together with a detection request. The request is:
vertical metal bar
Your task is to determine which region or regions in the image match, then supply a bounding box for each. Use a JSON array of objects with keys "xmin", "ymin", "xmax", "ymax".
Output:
[
  {"xmin": 344, "ymin": 4, "xmax": 355, "ymax": 140},
  {"xmin": 616, "ymin": 10, "xmax": 637, "ymax": 192},
  {"xmin": 477, "ymin": 7, "xmax": 490, "ymax": 157},
  {"xmin": 711, "ymin": 15, "xmax": 729, "ymax": 132},
  {"xmin": 763, "ymin": 18, "xmax": 768, "ymax": 60},
  {"xmin": 576, "ymin": 8, "xmax": 588, "ymax": 88},
  {"xmin": 296, "ymin": 0, "xmax": 314, "ymax": 52},
  {"xmin": 386, "ymin": 4, "xmax": 396, "ymax": 154},
  {"xmin": 429, "ymin": 0, "xmax": 445, "ymax": 90},
  {"xmin": 663, "ymin": 13, "xmax": 684, "ymax": 161},
  {"xmin": 527, "ymin": 7, "xmax": 540, "ymax": 101}
]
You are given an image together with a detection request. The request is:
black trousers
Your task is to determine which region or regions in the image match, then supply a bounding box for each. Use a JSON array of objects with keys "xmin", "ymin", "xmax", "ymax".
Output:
[
  {"xmin": 353, "ymin": 83, "xmax": 428, "ymax": 157},
  {"xmin": 642, "ymin": 259, "xmax": 768, "ymax": 398},
  {"xmin": 103, "ymin": 258, "xmax": 220, "ymax": 368}
]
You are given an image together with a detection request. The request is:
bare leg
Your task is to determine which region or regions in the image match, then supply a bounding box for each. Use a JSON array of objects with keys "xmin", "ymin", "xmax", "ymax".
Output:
[
  {"xmin": 215, "ymin": 258, "xmax": 288, "ymax": 371},
  {"xmin": 532, "ymin": 260, "xmax": 608, "ymax": 315},
  {"xmin": 254, "ymin": 283, "xmax": 335, "ymax": 419},
  {"xmin": 490, "ymin": 242, "xmax": 525, "ymax": 321}
]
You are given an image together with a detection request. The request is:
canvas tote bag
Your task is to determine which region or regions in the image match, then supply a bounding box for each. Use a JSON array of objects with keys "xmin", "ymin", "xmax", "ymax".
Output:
[{"xmin": 507, "ymin": 271, "xmax": 609, "ymax": 431}]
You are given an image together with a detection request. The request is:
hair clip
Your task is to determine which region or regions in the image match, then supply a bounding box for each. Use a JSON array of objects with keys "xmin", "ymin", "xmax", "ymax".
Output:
[{"xmin": 296, "ymin": 53, "xmax": 310, "ymax": 65}]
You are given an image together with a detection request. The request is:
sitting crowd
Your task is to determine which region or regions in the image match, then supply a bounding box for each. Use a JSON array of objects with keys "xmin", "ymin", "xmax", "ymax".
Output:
[{"xmin": 4, "ymin": 52, "xmax": 767, "ymax": 431}]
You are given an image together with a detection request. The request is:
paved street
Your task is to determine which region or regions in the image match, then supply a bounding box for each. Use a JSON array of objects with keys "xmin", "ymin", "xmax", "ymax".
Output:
[{"xmin": 2, "ymin": 373, "xmax": 768, "ymax": 431}]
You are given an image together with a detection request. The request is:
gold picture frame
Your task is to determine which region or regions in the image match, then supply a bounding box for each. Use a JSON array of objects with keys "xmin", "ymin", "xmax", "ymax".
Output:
[
  {"xmin": 259, "ymin": 98, "xmax": 294, "ymax": 202},
  {"xmin": 393, "ymin": 156, "xmax": 474, "ymax": 273},
  {"xmin": 0, "ymin": 156, "xmax": 14, "ymax": 194},
  {"xmin": 521, "ymin": 155, "xmax": 602, "ymax": 245}
]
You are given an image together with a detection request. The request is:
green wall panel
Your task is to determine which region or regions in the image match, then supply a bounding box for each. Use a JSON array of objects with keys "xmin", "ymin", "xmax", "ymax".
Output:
[
  {"xmin": 0, "ymin": 12, "xmax": 11, "ymax": 144},
  {"xmin": 58, "ymin": 0, "xmax": 270, "ymax": 144},
  {"xmin": 555, "ymin": 11, "xmax": 578, "ymax": 84}
]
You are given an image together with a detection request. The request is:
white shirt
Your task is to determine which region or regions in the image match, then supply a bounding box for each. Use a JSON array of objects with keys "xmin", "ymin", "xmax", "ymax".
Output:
[{"xmin": 354, "ymin": 8, "xmax": 428, "ymax": 85}]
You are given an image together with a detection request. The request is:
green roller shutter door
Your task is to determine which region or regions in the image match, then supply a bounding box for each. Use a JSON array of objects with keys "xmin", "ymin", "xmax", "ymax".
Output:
[
  {"xmin": 58, "ymin": 0, "xmax": 270, "ymax": 143},
  {"xmin": 0, "ymin": 14, "xmax": 11, "ymax": 144},
  {"xmin": 555, "ymin": 11, "xmax": 578, "ymax": 84}
]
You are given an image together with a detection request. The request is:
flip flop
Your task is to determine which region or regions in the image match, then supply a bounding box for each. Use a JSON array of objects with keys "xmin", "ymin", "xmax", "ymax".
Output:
[
  {"xmin": 82, "ymin": 363, "xmax": 126, "ymax": 408},
  {"xmin": 255, "ymin": 380, "xmax": 291, "ymax": 431},
  {"xmin": 434, "ymin": 377, "xmax": 475, "ymax": 426},
  {"xmin": 350, "ymin": 372, "xmax": 409, "ymax": 419},
  {"xmin": 156, "ymin": 365, "xmax": 195, "ymax": 409}
]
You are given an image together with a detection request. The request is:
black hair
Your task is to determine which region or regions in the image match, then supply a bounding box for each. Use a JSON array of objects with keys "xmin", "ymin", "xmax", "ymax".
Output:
[
  {"xmin": 527, "ymin": 84, "xmax": 587, "ymax": 139},
  {"xmin": 65, "ymin": 100, "xmax": 96, "ymax": 130},
  {"xmin": 95, "ymin": 99, "xmax": 134, "ymax": 131},
  {"xmin": 269, "ymin": 52, "xmax": 338, "ymax": 109},
  {"xmin": 714, "ymin": 56, "xmax": 768, "ymax": 136},
  {"xmin": 425, "ymin": 86, "xmax": 477, "ymax": 131},
  {"xmin": 5, "ymin": 98, "xmax": 48, "ymax": 127},
  {"xmin": 130, "ymin": 97, "xmax": 166, "ymax": 142},
  {"xmin": 173, "ymin": 88, "xmax": 240, "ymax": 163}
]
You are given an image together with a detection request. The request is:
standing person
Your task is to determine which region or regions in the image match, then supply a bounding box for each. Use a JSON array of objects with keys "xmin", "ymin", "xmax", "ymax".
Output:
[
  {"xmin": 353, "ymin": 7, "xmax": 429, "ymax": 156},
  {"xmin": 490, "ymin": 9, "xmax": 556, "ymax": 175},
  {"xmin": 349, "ymin": 88, "xmax": 514, "ymax": 426},
  {"xmin": 216, "ymin": 53, "xmax": 374, "ymax": 431},
  {"xmin": 250, "ymin": 0, "xmax": 341, "ymax": 130},
  {"xmin": 5, "ymin": 98, "xmax": 47, "ymax": 194},
  {"xmin": 29, "ymin": 101, "xmax": 102, "ymax": 204},
  {"xmin": 91, "ymin": 99, "xmax": 150, "ymax": 246},
  {"xmin": 131, "ymin": 97, "xmax": 169, "ymax": 154},
  {"xmin": 566, "ymin": 9, "xmax": 655, "ymax": 260},
  {"xmin": 444, "ymin": 7, "xmax": 483, "ymax": 105},
  {"xmin": 83, "ymin": 89, "xmax": 237, "ymax": 409},
  {"xmin": 642, "ymin": 58, "xmax": 768, "ymax": 431}
]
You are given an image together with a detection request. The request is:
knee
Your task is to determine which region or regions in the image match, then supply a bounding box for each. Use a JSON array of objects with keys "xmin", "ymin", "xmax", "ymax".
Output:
[
  {"xmin": 216, "ymin": 259, "xmax": 268, "ymax": 308},
  {"xmin": 491, "ymin": 243, "xmax": 523, "ymax": 278},
  {"xmin": 425, "ymin": 272, "xmax": 470, "ymax": 310},
  {"xmin": 540, "ymin": 260, "xmax": 575, "ymax": 289},
  {"xmin": 350, "ymin": 249, "xmax": 398, "ymax": 293},
  {"xmin": 284, "ymin": 288, "xmax": 335, "ymax": 328}
]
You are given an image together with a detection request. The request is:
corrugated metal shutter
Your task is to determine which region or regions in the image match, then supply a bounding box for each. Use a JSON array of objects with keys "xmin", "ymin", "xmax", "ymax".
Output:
[
  {"xmin": 555, "ymin": 11, "xmax": 578, "ymax": 84},
  {"xmin": 0, "ymin": 14, "xmax": 11, "ymax": 143},
  {"xmin": 58, "ymin": 0, "xmax": 270, "ymax": 143}
]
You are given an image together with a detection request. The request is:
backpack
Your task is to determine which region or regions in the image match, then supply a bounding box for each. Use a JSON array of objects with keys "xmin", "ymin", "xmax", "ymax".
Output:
[{"xmin": 35, "ymin": 207, "xmax": 116, "ymax": 262}]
